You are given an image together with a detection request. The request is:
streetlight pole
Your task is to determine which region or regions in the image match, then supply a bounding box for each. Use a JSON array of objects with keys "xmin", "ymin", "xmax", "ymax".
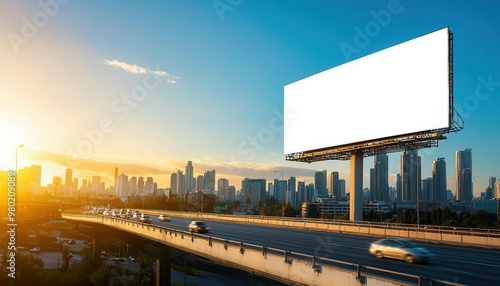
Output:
[
  {"xmin": 16, "ymin": 144, "xmax": 24, "ymax": 174},
  {"xmin": 274, "ymin": 170, "xmax": 284, "ymax": 217}
]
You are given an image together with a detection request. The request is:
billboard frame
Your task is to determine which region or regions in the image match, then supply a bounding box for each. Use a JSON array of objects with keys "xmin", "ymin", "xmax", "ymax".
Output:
[{"xmin": 285, "ymin": 28, "xmax": 463, "ymax": 163}]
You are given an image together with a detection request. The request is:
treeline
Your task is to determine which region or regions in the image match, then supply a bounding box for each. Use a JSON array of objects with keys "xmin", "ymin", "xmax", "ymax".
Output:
[{"xmin": 388, "ymin": 207, "xmax": 498, "ymax": 229}]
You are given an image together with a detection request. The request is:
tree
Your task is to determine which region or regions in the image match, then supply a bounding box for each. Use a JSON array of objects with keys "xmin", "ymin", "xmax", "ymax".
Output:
[
  {"xmin": 60, "ymin": 245, "xmax": 70, "ymax": 273},
  {"xmin": 245, "ymin": 196, "xmax": 251, "ymax": 204},
  {"xmin": 132, "ymin": 256, "xmax": 155, "ymax": 286}
]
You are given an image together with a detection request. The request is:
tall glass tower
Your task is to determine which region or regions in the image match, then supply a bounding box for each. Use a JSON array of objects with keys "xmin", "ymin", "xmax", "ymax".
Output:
[{"xmin": 455, "ymin": 148, "xmax": 472, "ymax": 201}]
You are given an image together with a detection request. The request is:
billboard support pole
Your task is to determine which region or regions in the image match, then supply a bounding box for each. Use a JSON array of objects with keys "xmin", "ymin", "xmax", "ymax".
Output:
[{"xmin": 350, "ymin": 150, "xmax": 363, "ymax": 221}]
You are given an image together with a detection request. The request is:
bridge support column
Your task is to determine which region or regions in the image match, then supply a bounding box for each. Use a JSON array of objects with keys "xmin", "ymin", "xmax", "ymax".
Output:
[
  {"xmin": 92, "ymin": 236, "xmax": 102, "ymax": 263},
  {"xmin": 350, "ymin": 149, "xmax": 363, "ymax": 222},
  {"xmin": 156, "ymin": 245, "xmax": 172, "ymax": 286}
]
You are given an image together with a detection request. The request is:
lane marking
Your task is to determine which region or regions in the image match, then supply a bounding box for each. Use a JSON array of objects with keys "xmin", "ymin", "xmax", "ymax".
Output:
[{"xmin": 436, "ymin": 267, "xmax": 474, "ymax": 275}]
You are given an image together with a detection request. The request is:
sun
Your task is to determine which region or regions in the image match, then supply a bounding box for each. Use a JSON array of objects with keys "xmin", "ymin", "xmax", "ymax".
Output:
[{"xmin": 0, "ymin": 130, "xmax": 26, "ymax": 171}]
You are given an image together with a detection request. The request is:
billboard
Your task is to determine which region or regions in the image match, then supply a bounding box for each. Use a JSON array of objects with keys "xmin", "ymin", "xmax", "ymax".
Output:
[{"xmin": 284, "ymin": 27, "xmax": 451, "ymax": 155}]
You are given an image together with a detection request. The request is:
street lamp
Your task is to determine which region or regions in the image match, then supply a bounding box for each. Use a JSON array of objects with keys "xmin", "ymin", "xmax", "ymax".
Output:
[
  {"xmin": 16, "ymin": 144, "xmax": 24, "ymax": 174},
  {"xmin": 274, "ymin": 170, "xmax": 284, "ymax": 217}
]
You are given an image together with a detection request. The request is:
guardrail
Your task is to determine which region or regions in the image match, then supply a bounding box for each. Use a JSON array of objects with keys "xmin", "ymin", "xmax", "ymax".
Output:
[
  {"xmin": 63, "ymin": 212, "xmax": 462, "ymax": 286},
  {"xmin": 133, "ymin": 210, "xmax": 500, "ymax": 249}
]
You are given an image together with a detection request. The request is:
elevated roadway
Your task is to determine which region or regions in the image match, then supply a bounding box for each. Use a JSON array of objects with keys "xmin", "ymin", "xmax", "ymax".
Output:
[{"xmin": 62, "ymin": 210, "xmax": 500, "ymax": 285}]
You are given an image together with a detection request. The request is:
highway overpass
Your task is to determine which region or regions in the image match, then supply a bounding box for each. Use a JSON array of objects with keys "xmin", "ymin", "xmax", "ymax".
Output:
[{"xmin": 61, "ymin": 210, "xmax": 500, "ymax": 285}]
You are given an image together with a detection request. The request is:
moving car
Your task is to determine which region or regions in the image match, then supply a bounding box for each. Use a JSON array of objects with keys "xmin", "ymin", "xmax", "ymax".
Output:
[
  {"xmin": 140, "ymin": 214, "xmax": 152, "ymax": 224},
  {"xmin": 369, "ymin": 237, "xmax": 433, "ymax": 263},
  {"xmin": 29, "ymin": 247, "xmax": 40, "ymax": 253},
  {"xmin": 158, "ymin": 214, "xmax": 171, "ymax": 222},
  {"xmin": 188, "ymin": 221, "xmax": 209, "ymax": 233}
]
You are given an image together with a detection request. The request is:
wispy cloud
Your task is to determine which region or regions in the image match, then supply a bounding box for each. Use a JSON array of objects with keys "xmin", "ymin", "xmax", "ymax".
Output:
[{"xmin": 102, "ymin": 59, "xmax": 178, "ymax": 83}]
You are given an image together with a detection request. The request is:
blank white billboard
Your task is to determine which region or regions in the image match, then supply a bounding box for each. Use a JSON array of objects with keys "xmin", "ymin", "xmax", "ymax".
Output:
[{"xmin": 284, "ymin": 27, "xmax": 450, "ymax": 155}]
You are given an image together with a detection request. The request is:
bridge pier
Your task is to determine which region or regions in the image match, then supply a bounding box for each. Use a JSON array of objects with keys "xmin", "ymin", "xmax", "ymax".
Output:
[
  {"xmin": 156, "ymin": 245, "xmax": 172, "ymax": 286},
  {"xmin": 92, "ymin": 236, "xmax": 103, "ymax": 263},
  {"xmin": 350, "ymin": 149, "xmax": 363, "ymax": 221}
]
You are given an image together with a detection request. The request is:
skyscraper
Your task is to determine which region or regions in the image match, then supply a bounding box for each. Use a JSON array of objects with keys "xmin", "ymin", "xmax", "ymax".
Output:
[
  {"xmin": 422, "ymin": 178, "xmax": 433, "ymax": 202},
  {"xmin": 117, "ymin": 173, "xmax": 128, "ymax": 200},
  {"xmin": 288, "ymin": 176, "xmax": 296, "ymax": 207},
  {"xmin": 400, "ymin": 150, "xmax": 421, "ymax": 201},
  {"xmin": 204, "ymin": 170, "xmax": 216, "ymax": 192},
  {"xmin": 185, "ymin": 161, "xmax": 194, "ymax": 193},
  {"xmin": 432, "ymin": 157, "xmax": 447, "ymax": 203},
  {"xmin": 330, "ymin": 171, "xmax": 341, "ymax": 199},
  {"xmin": 170, "ymin": 172, "xmax": 177, "ymax": 193},
  {"xmin": 374, "ymin": 153, "xmax": 389, "ymax": 201},
  {"xmin": 456, "ymin": 148, "xmax": 473, "ymax": 201},
  {"xmin": 138, "ymin": 177, "xmax": 144, "ymax": 195},
  {"xmin": 65, "ymin": 168, "xmax": 73, "ymax": 187},
  {"xmin": 315, "ymin": 170, "xmax": 328, "ymax": 198},
  {"xmin": 218, "ymin": 178, "xmax": 229, "ymax": 199},
  {"xmin": 241, "ymin": 178, "xmax": 267, "ymax": 205}
]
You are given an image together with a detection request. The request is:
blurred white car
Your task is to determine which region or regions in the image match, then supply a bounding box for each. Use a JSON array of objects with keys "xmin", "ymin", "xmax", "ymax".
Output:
[
  {"xmin": 369, "ymin": 237, "xmax": 433, "ymax": 263},
  {"xmin": 158, "ymin": 214, "xmax": 171, "ymax": 222},
  {"xmin": 29, "ymin": 247, "xmax": 40, "ymax": 253}
]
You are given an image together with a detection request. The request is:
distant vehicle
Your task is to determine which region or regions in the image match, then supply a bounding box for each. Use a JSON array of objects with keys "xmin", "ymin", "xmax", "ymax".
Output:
[
  {"xmin": 129, "ymin": 256, "xmax": 140, "ymax": 262},
  {"xmin": 29, "ymin": 247, "xmax": 41, "ymax": 253},
  {"xmin": 111, "ymin": 257, "xmax": 125, "ymax": 262},
  {"xmin": 158, "ymin": 215, "xmax": 171, "ymax": 222},
  {"xmin": 140, "ymin": 214, "xmax": 152, "ymax": 224},
  {"xmin": 132, "ymin": 211, "xmax": 141, "ymax": 219},
  {"xmin": 188, "ymin": 221, "xmax": 209, "ymax": 233},
  {"xmin": 369, "ymin": 237, "xmax": 433, "ymax": 263}
]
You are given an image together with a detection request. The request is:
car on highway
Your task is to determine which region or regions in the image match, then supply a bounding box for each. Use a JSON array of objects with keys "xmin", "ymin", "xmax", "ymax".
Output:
[
  {"xmin": 188, "ymin": 221, "xmax": 209, "ymax": 233},
  {"xmin": 140, "ymin": 214, "xmax": 152, "ymax": 224},
  {"xmin": 111, "ymin": 257, "xmax": 125, "ymax": 262},
  {"xmin": 158, "ymin": 214, "xmax": 171, "ymax": 222},
  {"xmin": 29, "ymin": 247, "xmax": 41, "ymax": 253},
  {"xmin": 369, "ymin": 237, "xmax": 433, "ymax": 263}
]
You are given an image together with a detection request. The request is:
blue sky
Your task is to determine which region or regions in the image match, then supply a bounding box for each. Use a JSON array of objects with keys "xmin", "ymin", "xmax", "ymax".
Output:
[{"xmin": 1, "ymin": 0, "xmax": 499, "ymax": 197}]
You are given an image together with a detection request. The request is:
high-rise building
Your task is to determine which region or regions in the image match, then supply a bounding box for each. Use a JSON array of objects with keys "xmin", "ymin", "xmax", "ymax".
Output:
[
  {"xmin": 185, "ymin": 161, "xmax": 194, "ymax": 193},
  {"xmin": 495, "ymin": 181, "xmax": 500, "ymax": 199},
  {"xmin": 432, "ymin": 157, "xmax": 447, "ymax": 203},
  {"xmin": 129, "ymin": 176, "xmax": 137, "ymax": 196},
  {"xmin": 288, "ymin": 176, "xmax": 297, "ymax": 207},
  {"xmin": 315, "ymin": 170, "xmax": 328, "ymax": 198},
  {"xmin": 146, "ymin": 177, "xmax": 154, "ymax": 194},
  {"xmin": 65, "ymin": 168, "xmax": 73, "ymax": 186},
  {"xmin": 227, "ymin": 186, "xmax": 236, "ymax": 202},
  {"xmin": 400, "ymin": 150, "xmax": 421, "ymax": 201},
  {"xmin": 170, "ymin": 172, "xmax": 177, "ymax": 193},
  {"xmin": 330, "ymin": 171, "xmax": 342, "ymax": 199},
  {"xmin": 117, "ymin": 173, "xmax": 128, "ymax": 199},
  {"xmin": 297, "ymin": 181, "xmax": 306, "ymax": 205},
  {"xmin": 241, "ymin": 178, "xmax": 266, "ymax": 205},
  {"xmin": 31, "ymin": 165, "xmax": 41, "ymax": 186},
  {"xmin": 204, "ymin": 170, "xmax": 216, "ymax": 192},
  {"xmin": 396, "ymin": 174, "xmax": 402, "ymax": 201},
  {"xmin": 176, "ymin": 170, "xmax": 185, "ymax": 196},
  {"xmin": 369, "ymin": 168, "xmax": 375, "ymax": 201},
  {"xmin": 138, "ymin": 177, "xmax": 144, "ymax": 195},
  {"xmin": 486, "ymin": 177, "xmax": 496, "ymax": 199},
  {"xmin": 339, "ymin": 179, "xmax": 346, "ymax": 199},
  {"xmin": 456, "ymin": 148, "xmax": 473, "ymax": 201},
  {"xmin": 374, "ymin": 153, "xmax": 389, "ymax": 201},
  {"xmin": 218, "ymin": 178, "xmax": 229, "ymax": 199},
  {"xmin": 196, "ymin": 175, "xmax": 204, "ymax": 191},
  {"xmin": 422, "ymin": 178, "xmax": 433, "ymax": 202}
]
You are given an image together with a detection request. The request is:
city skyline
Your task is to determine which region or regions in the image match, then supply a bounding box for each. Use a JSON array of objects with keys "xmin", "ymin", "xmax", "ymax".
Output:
[{"xmin": 2, "ymin": 1, "xmax": 500, "ymax": 197}]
